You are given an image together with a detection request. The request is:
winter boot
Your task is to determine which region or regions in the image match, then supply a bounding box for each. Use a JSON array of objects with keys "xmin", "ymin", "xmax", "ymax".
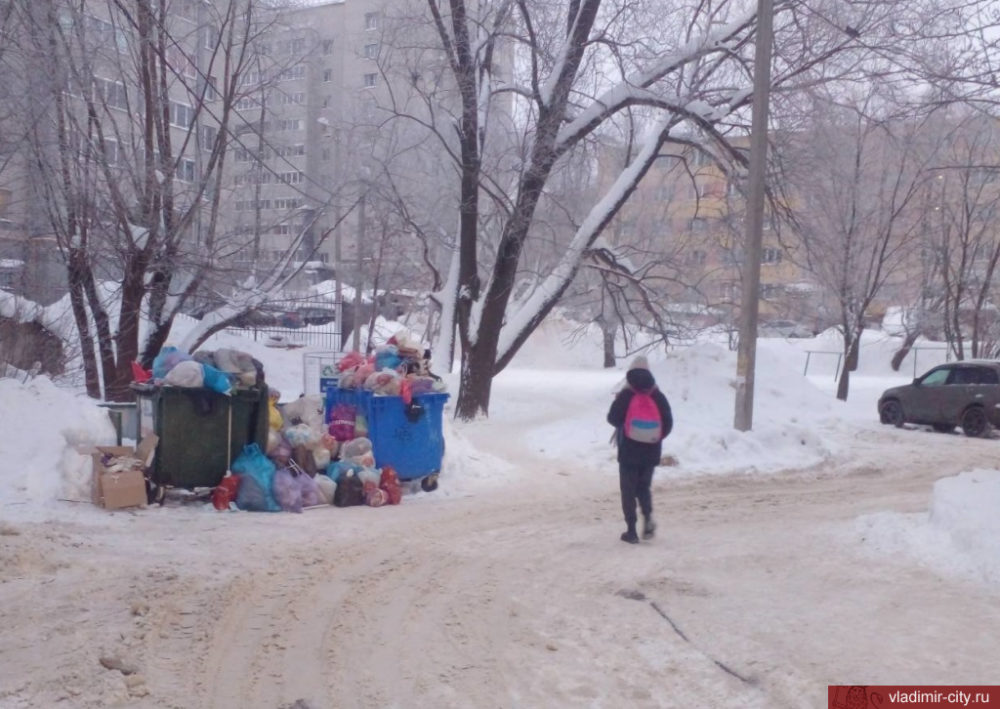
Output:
[
  {"xmin": 642, "ymin": 516, "xmax": 656, "ymax": 540},
  {"xmin": 620, "ymin": 529, "xmax": 639, "ymax": 544}
]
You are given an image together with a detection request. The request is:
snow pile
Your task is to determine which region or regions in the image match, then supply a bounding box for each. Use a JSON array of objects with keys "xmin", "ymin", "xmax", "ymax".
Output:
[
  {"xmin": 857, "ymin": 470, "xmax": 1000, "ymax": 584},
  {"xmin": 0, "ymin": 376, "xmax": 115, "ymax": 514},
  {"xmin": 659, "ymin": 342, "xmax": 847, "ymax": 475}
]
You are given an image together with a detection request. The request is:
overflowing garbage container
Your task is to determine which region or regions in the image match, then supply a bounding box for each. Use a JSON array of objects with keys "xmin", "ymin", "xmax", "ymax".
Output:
[
  {"xmin": 132, "ymin": 383, "xmax": 269, "ymax": 489},
  {"xmin": 325, "ymin": 388, "xmax": 448, "ymax": 488}
]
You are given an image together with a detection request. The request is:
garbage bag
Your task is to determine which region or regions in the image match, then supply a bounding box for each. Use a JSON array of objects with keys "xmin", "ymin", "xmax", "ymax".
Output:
[
  {"xmin": 163, "ymin": 360, "xmax": 204, "ymax": 388},
  {"xmin": 298, "ymin": 472, "xmax": 322, "ymax": 507},
  {"xmin": 201, "ymin": 363, "xmax": 232, "ymax": 395},
  {"xmin": 273, "ymin": 467, "xmax": 303, "ymax": 513},
  {"xmin": 232, "ymin": 443, "xmax": 279, "ymax": 512},
  {"xmin": 333, "ymin": 472, "xmax": 365, "ymax": 507},
  {"xmin": 153, "ymin": 346, "xmax": 193, "ymax": 380}
]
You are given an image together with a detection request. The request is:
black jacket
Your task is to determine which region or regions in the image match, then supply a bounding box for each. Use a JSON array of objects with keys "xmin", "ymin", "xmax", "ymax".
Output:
[{"xmin": 606, "ymin": 368, "xmax": 673, "ymax": 467}]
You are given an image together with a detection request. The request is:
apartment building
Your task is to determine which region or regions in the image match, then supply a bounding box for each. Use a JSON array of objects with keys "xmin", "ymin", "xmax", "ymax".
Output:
[
  {"xmin": 0, "ymin": 0, "xmax": 228, "ymax": 303},
  {"xmin": 222, "ymin": 0, "xmax": 426, "ymax": 289},
  {"xmin": 597, "ymin": 138, "xmax": 826, "ymax": 333}
]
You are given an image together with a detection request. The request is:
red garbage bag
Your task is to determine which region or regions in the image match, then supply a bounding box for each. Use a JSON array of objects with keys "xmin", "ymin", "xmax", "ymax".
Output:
[
  {"xmin": 379, "ymin": 465, "xmax": 402, "ymax": 505},
  {"xmin": 131, "ymin": 361, "xmax": 152, "ymax": 383},
  {"xmin": 212, "ymin": 474, "xmax": 241, "ymax": 510}
]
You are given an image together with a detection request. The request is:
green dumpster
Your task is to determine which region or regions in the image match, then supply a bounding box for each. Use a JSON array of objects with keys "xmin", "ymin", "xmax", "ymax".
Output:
[{"xmin": 133, "ymin": 385, "xmax": 269, "ymax": 488}]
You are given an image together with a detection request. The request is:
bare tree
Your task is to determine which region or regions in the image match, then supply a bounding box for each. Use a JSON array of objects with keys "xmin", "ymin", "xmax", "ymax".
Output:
[
  {"xmin": 6, "ymin": 0, "xmax": 355, "ymax": 399},
  {"xmin": 920, "ymin": 113, "xmax": 1000, "ymax": 360},
  {"xmin": 776, "ymin": 87, "xmax": 937, "ymax": 400},
  {"xmin": 372, "ymin": 0, "xmax": 910, "ymax": 419}
]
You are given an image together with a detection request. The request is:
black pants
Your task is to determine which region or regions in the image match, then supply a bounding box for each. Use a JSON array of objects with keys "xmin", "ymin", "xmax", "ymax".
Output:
[{"xmin": 619, "ymin": 462, "xmax": 654, "ymax": 531}]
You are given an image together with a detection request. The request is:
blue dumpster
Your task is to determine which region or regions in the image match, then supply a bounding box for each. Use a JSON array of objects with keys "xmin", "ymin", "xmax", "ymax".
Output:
[{"xmin": 325, "ymin": 388, "xmax": 448, "ymax": 482}]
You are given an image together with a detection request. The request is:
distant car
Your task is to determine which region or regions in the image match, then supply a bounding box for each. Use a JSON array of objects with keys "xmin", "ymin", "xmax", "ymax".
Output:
[
  {"xmin": 759, "ymin": 319, "xmax": 813, "ymax": 338},
  {"xmin": 878, "ymin": 360, "xmax": 1000, "ymax": 437}
]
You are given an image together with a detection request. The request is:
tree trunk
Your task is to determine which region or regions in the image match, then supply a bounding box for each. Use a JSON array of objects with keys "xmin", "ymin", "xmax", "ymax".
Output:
[
  {"xmin": 846, "ymin": 331, "xmax": 860, "ymax": 372},
  {"xmin": 67, "ymin": 253, "xmax": 101, "ymax": 398},
  {"xmin": 456, "ymin": 342, "xmax": 494, "ymax": 419},
  {"xmin": 890, "ymin": 329, "xmax": 920, "ymax": 371},
  {"xmin": 836, "ymin": 331, "xmax": 858, "ymax": 401},
  {"xmin": 105, "ymin": 274, "xmax": 145, "ymax": 402},
  {"xmin": 602, "ymin": 320, "xmax": 616, "ymax": 368},
  {"xmin": 142, "ymin": 320, "xmax": 172, "ymax": 369}
]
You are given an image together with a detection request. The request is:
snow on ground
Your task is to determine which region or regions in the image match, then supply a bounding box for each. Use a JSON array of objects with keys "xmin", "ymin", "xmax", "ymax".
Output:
[
  {"xmin": 857, "ymin": 470, "xmax": 1000, "ymax": 585},
  {"xmin": 0, "ymin": 318, "xmax": 989, "ymax": 576},
  {"xmin": 1, "ymin": 316, "xmax": 999, "ymax": 707}
]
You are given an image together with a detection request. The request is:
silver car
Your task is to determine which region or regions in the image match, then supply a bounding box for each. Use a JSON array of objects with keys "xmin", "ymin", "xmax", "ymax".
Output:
[{"xmin": 878, "ymin": 361, "xmax": 1000, "ymax": 437}]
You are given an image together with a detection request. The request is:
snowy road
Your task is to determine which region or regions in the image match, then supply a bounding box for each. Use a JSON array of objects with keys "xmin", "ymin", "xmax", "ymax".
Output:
[{"xmin": 2, "ymin": 422, "xmax": 999, "ymax": 709}]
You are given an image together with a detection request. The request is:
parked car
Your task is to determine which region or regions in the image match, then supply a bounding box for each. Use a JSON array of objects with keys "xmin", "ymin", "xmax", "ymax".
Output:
[
  {"xmin": 759, "ymin": 319, "xmax": 813, "ymax": 338},
  {"xmin": 877, "ymin": 360, "xmax": 1000, "ymax": 437}
]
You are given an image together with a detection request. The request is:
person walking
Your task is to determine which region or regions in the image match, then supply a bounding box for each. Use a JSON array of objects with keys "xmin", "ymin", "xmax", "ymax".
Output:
[{"xmin": 606, "ymin": 356, "xmax": 673, "ymax": 544}]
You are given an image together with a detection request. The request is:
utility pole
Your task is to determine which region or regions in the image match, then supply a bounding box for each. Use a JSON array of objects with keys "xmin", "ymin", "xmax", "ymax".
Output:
[
  {"xmin": 734, "ymin": 0, "xmax": 774, "ymax": 431},
  {"xmin": 352, "ymin": 191, "xmax": 366, "ymax": 352}
]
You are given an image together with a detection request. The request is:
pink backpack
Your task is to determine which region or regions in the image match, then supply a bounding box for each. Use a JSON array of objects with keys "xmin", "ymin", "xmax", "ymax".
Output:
[{"xmin": 624, "ymin": 390, "xmax": 662, "ymax": 443}]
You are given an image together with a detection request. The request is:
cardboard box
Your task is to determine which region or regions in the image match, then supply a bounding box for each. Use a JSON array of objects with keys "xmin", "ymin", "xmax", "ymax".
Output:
[{"xmin": 91, "ymin": 435, "xmax": 158, "ymax": 510}]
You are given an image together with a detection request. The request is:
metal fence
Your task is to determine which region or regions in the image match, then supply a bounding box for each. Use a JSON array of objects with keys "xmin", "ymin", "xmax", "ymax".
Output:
[{"xmin": 222, "ymin": 326, "xmax": 342, "ymax": 351}]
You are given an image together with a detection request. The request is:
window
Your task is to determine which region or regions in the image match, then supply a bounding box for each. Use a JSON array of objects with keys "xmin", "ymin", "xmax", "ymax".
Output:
[
  {"xmin": 921, "ymin": 368, "xmax": 950, "ymax": 386},
  {"xmin": 102, "ymin": 139, "xmax": 119, "ymax": 165},
  {"xmin": 323, "ymin": 69, "xmax": 333, "ymax": 83},
  {"xmin": 759, "ymin": 283, "xmax": 783, "ymax": 299},
  {"xmin": 363, "ymin": 73, "xmax": 377, "ymax": 88},
  {"xmin": 201, "ymin": 76, "xmax": 218, "ymax": 102},
  {"xmin": 166, "ymin": 46, "xmax": 197, "ymax": 80},
  {"xmin": 235, "ymin": 199, "xmax": 272, "ymax": 211},
  {"xmin": 690, "ymin": 150, "xmax": 711, "ymax": 167},
  {"xmin": 687, "ymin": 249, "xmax": 707, "ymax": 266},
  {"xmin": 274, "ymin": 92, "xmax": 305, "ymax": 106},
  {"xmin": 290, "ymin": 37, "xmax": 305, "ymax": 54},
  {"xmin": 274, "ymin": 197, "xmax": 301, "ymax": 210},
  {"xmin": 235, "ymin": 96, "xmax": 262, "ymax": 111},
  {"xmin": 169, "ymin": 101, "xmax": 194, "ymax": 128},
  {"xmin": 322, "ymin": 147, "xmax": 331, "ymax": 161},
  {"xmin": 199, "ymin": 125, "xmax": 217, "ymax": 150},
  {"xmin": 276, "ymin": 119, "xmax": 302, "ymax": 131},
  {"xmin": 364, "ymin": 43, "xmax": 378, "ymax": 59},
  {"xmin": 978, "ymin": 368, "xmax": 999, "ymax": 385},
  {"xmin": 277, "ymin": 65, "xmax": 306, "ymax": 82},
  {"xmin": 234, "ymin": 171, "xmax": 273, "ymax": 187},
  {"xmin": 238, "ymin": 70, "xmax": 260, "ymax": 87},
  {"xmin": 277, "ymin": 170, "xmax": 304, "ymax": 184},
  {"xmin": 96, "ymin": 78, "xmax": 128, "ymax": 110},
  {"xmin": 202, "ymin": 25, "xmax": 218, "ymax": 51},
  {"xmin": 177, "ymin": 158, "xmax": 197, "ymax": 183},
  {"xmin": 689, "ymin": 217, "xmax": 707, "ymax": 233},
  {"xmin": 762, "ymin": 247, "xmax": 783, "ymax": 264},
  {"xmin": 719, "ymin": 281, "xmax": 739, "ymax": 301},
  {"xmin": 273, "ymin": 224, "xmax": 293, "ymax": 235},
  {"xmin": 364, "ymin": 12, "xmax": 379, "ymax": 30},
  {"xmin": 85, "ymin": 15, "xmax": 128, "ymax": 53},
  {"xmin": 322, "ymin": 39, "xmax": 334, "ymax": 55},
  {"xmin": 951, "ymin": 367, "xmax": 999, "ymax": 385}
]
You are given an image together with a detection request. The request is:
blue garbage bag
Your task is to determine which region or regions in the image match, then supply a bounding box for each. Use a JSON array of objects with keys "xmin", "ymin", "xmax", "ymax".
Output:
[{"xmin": 232, "ymin": 443, "xmax": 280, "ymax": 512}]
